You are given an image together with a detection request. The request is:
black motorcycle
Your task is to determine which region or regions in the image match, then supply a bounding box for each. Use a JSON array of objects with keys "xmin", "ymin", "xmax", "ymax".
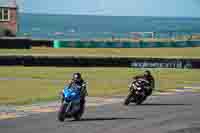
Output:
[{"xmin": 124, "ymin": 78, "xmax": 150, "ymax": 105}]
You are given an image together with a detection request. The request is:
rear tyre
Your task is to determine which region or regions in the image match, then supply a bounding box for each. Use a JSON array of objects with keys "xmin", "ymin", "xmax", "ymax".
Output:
[
  {"xmin": 73, "ymin": 103, "xmax": 84, "ymax": 121},
  {"xmin": 73, "ymin": 113, "xmax": 82, "ymax": 121},
  {"xmin": 58, "ymin": 104, "xmax": 67, "ymax": 122},
  {"xmin": 124, "ymin": 93, "xmax": 133, "ymax": 106},
  {"xmin": 135, "ymin": 100, "xmax": 144, "ymax": 105},
  {"xmin": 135, "ymin": 95, "xmax": 146, "ymax": 105}
]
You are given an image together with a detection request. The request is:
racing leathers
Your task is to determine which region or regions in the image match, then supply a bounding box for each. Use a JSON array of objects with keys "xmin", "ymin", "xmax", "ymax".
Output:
[{"xmin": 132, "ymin": 74, "xmax": 155, "ymax": 96}]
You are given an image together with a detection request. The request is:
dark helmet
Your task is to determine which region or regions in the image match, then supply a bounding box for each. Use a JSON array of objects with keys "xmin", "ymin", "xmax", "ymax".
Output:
[
  {"xmin": 144, "ymin": 70, "xmax": 151, "ymax": 77},
  {"xmin": 73, "ymin": 72, "xmax": 82, "ymax": 81}
]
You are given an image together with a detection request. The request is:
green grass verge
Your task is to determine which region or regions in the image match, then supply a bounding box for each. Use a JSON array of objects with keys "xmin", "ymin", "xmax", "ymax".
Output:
[
  {"xmin": 0, "ymin": 66, "xmax": 200, "ymax": 105},
  {"xmin": 1, "ymin": 47, "xmax": 200, "ymax": 58}
]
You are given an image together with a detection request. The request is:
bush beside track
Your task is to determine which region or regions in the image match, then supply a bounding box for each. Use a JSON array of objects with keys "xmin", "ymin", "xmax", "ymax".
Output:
[
  {"xmin": 0, "ymin": 38, "xmax": 52, "ymax": 49},
  {"xmin": 1, "ymin": 37, "xmax": 200, "ymax": 49},
  {"xmin": 0, "ymin": 55, "xmax": 200, "ymax": 68}
]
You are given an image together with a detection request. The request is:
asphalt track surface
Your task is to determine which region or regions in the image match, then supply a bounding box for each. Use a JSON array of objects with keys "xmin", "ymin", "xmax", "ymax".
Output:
[{"xmin": 0, "ymin": 93, "xmax": 199, "ymax": 133}]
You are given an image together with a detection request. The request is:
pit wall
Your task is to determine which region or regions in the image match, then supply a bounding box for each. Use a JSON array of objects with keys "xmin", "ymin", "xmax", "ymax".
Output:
[{"xmin": 0, "ymin": 38, "xmax": 200, "ymax": 49}]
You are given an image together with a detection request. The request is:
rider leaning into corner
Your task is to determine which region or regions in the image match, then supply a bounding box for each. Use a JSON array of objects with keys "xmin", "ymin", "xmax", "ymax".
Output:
[
  {"xmin": 63, "ymin": 73, "xmax": 88, "ymax": 111},
  {"xmin": 132, "ymin": 70, "xmax": 155, "ymax": 96}
]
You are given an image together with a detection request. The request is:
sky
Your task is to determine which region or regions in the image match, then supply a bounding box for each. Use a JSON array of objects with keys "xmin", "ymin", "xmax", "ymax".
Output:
[{"xmin": 17, "ymin": 0, "xmax": 200, "ymax": 17}]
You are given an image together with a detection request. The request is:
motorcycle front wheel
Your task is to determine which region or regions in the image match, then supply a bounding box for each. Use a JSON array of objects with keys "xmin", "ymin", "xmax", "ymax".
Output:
[
  {"xmin": 124, "ymin": 93, "xmax": 133, "ymax": 106},
  {"xmin": 58, "ymin": 103, "xmax": 67, "ymax": 122}
]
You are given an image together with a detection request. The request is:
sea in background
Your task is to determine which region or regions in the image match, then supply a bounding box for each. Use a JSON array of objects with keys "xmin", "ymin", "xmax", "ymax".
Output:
[{"xmin": 17, "ymin": 13, "xmax": 200, "ymax": 40}]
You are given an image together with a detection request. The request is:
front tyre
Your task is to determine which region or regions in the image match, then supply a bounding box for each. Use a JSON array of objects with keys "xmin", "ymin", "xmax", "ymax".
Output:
[
  {"xmin": 58, "ymin": 104, "xmax": 67, "ymax": 122},
  {"xmin": 124, "ymin": 93, "xmax": 133, "ymax": 106}
]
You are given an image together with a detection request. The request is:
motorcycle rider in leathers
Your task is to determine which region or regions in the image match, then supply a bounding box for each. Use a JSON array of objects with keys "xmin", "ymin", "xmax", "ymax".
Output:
[
  {"xmin": 62, "ymin": 73, "xmax": 88, "ymax": 113},
  {"xmin": 132, "ymin": 70, "xmax": 155, "ymax": 96}
]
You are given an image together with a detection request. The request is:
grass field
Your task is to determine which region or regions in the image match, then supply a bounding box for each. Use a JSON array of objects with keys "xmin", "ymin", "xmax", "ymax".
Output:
[
  {"xmin": 0, "ymin": 66, "xmax": 199, "ymax": 105},
  {"xmin": 1, "ymin": 47, "xmax": 200, "ymax": 58}
]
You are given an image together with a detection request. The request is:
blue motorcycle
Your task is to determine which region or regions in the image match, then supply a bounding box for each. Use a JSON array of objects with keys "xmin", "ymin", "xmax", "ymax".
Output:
[{"xmin": 58, "ymin": 85, "xmax": 84, "ymax": 122}]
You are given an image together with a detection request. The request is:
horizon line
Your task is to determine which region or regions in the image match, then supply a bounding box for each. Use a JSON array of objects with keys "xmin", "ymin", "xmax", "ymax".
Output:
[{"xmin": 19, "ymin": 12, "xmax": 200, "ymax": 19}]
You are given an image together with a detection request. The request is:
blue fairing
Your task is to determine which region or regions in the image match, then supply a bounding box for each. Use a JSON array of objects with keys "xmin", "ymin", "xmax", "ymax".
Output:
[{"xmin": 63, "ymin": 86, "xmax": 81, "ymax": 102}]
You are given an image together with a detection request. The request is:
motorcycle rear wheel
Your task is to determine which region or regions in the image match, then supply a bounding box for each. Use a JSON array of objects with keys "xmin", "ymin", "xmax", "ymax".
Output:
[
  {"xmin": 73, "ymin": 113, "xmax": 82, "ymax": 121},
  {"xmin": 135, "ymin": 95, "xmax": 146, "ymax": 105},
  {"xmin": 135, "ymin": 100, "xmax": 143, "ymax": 105},
  {"xmin": 73, "ymin": 104, "xmax": 84, "ymax": 121}
]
